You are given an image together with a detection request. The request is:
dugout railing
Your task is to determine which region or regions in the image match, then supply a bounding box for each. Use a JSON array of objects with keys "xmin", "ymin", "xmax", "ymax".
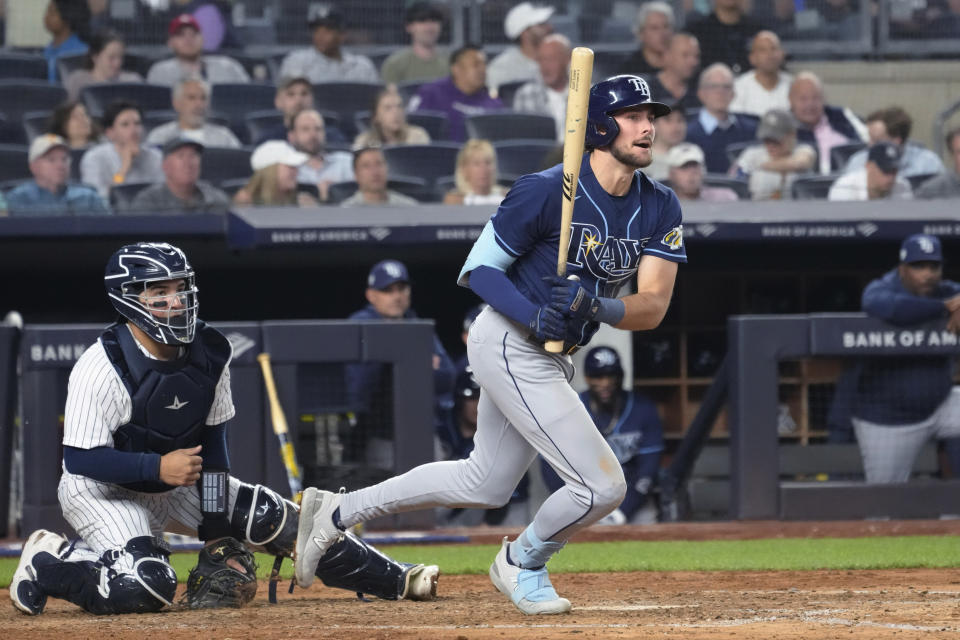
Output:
[
  {"xmin": 10, "ymin": 320, "xmax": 435, "ymax": 537},
  {"xmin": 728, "ymin": 313, "xmax": 960, "ymax": 520}
]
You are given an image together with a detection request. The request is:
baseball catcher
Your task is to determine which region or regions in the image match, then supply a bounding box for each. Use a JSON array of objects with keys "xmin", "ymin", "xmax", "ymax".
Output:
[{"xmin": 10, "ymin": 242, "xmax": 439, "ymax": 616}]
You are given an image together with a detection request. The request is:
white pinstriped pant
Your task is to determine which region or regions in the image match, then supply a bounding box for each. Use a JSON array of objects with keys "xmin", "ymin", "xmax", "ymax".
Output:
[
  {"xmin": 58, "ymin": 471, "xmax": 243, "ymax": 554},
  {"xmin": 852, "ymin": 387, "xmax": 960, "ymax": 483}
]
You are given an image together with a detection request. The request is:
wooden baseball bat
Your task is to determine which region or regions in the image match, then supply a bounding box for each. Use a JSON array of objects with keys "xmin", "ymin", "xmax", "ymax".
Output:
[
  {"xmin": 257, "ymin": 352, "xmax": 303, "ymax": 498},
  {"xmin": 545, "ymin": 46, "xmax": 594, "ymax": 354}
]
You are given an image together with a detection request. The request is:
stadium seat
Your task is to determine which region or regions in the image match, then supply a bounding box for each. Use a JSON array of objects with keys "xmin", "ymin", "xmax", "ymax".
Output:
[
  {"xmin": 465, "ymin": 112, "xmax": 556, "ymax": 142},
  {"xmin": 22, "ymin": 110, "xmax": 51, "ymax": 143},
  {"xmin": 725, "ymin": 141, "xmax": 757, "ymax": 167},
  {"xmin": 219, "ymin": 177, "xmax": 248, "ymax": 198},
  {"xmin": 311, "ymin": 82, "xmax": 384, "ymax": 139},
  {"xmin": 244, "ymin": 110, "xmax": 284, "ymax": 146},
  {"xmin": 211, "ymin": 83, "xmax": 278, "ymax": 130},
  {"xmin": 200, "ymin": 147, "xmax": 253, "ymax": 186},
  {"xmin": 493, "ymin": 140, "xmax": 558, "ymax": 180},
  {"xmin": 69, "ymin": 148, "xmax": 85, "ymax": 182},
  {"xmin": 0, "ymin": 145, "xmax": 34, "ymax": 183},
  {"xmin": 81, "ymin": 82, "xmax": 172, "ymax": 118},
  {"xmin": 0, "ymin": 81, "xmax": 66, "ymax": 122},
  {"xmin": 396, "ymin": 80, "xmax": 425, "ymax": 104},
  {"xmin": 354, "ymin": 110, "xmax": 449, "ymax": 142},
  {"xmin": 907, "ymin": 173, "xmax": 938, "ymax": 190},
  {"xmin": 109, "ymin": 182, "xmax": 154, "ymax": 211},
  {"xmin": 217, "ymin": 51, "xmax": 273, "ymax": 83},
  {"xmin": 830, "ymin": 141, "xmax": 866, "ymax": 172},
  {"xmin": 142, "ymin": 110, "xmax": 231, "ymax": 135},
  {"xmin": 703, "ymin": 174, "xmax": 750, "ymax": 200},
  {"xmin": 494, "ymin": 80, "xmax": 526, "ymax": 107},
  {"xmin": 381, "ymin": 143, "xmax": 460, "ymax": 187},
  {"xmin": 56, "ymin": 52, "xmax": 87, "ymax": 82},
  {"xmin": 327, "ymin": 176, "xmax": 432, "ymax": 204},
  {"xmin": 0, "ymin": 53, "xmax": 49, "ymax": 81},
  {"xmin": 791, "ymin": 174, "xmax": 838, "ymax": 199}
]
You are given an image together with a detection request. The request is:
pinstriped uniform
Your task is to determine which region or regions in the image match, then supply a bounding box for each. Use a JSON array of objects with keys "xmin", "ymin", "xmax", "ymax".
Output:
[{"xmin": 59, "ymin": 328, "xmax": 235, "ymax": 554}]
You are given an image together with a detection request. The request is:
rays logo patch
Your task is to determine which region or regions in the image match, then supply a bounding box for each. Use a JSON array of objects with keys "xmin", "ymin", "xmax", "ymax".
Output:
[{"xmin": 662, "ymin": 226, "xmax": 683, "ymax": 250}]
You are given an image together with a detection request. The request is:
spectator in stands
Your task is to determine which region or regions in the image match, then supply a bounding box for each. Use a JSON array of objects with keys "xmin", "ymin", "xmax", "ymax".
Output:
[
  {"xmin": 234, "ymin": 140, "xmax": 317, "ymax": 207},
  {"xmin": 729, "ymin": 31, "xmax": 792, "ymax": 118},
  {"xmin": 540, "ymin": 346, "xmax": 664, "ymax": 525},
  {"xmin": 64, "ymin": 29, "xmax": 142, "ymax": 101},
  {"xmin": 80, "ymin": 101, "xmax": 163, "ymax": 198},
  {"xmin": 48, "ymin": 101, "xmax": 100, "ymax": 150},
  {"xmin": 278, "ymin": 7, "xmax": 378, "ymax": 84},
  {"xmin": 7, "ymin": 134, "xmax": 108, "ymax": 216},
  {"xmin": 341, "ymin": 147, "xmax": 418, "ymax": 207},
  {"xmin": 145, "ymin": 76, "xmax": 240, "ymax": 148},
  {"xmin": 513, "ymin": 34, "xmax": 572, "ymax": 142},
  {"xmin": 828, "ymin": 141, "xmax": 912, "ymax": 201},
  {"xmin": 843, "ymin": 107, "xmax": 945, "ymax": 178},
  {"xmin": 666, "ymin": 142, "xmax": 739, "ymax": 202},
  {"xmin": 686, "ymin": 0, "xmax": 764, "ymax": 75},
  {"xmin": 283, "ymin": 109, "xmax": 353, "ymax": 203},
  {"xmin": 685, "ymin": 63, "xmax": 757, "ymax": 174},
  {"xmin": 852, "ymin": 234, "xmax": 960, "ymax": 484},
  {"xmin": 646, "ymin": 103, "xmax": 687, "ymax": 181},
  {"xmin": 353, "ymin": 87, "xmax": 430, "ymax": 149},
  {"xmin": 146, "ymin": 14, "xmax": 249, "ymax": 87},
  {"xmin": 380, "ymin": 2, "xmax": 449, "ymax": 85},
  {"xmin": 129, "ymin": 137, "xmax": 230, "ymax": 214},
  {"xmin": 409, "ymin": 45, "xmax": 503, "ymax": 143},
  {"xmin": 731, "ymin": 108, "xmax": 816, "ymax": 200},
  {"xmin": 443, "ymin": 139, "xmax": 508, "ymax": 205},
  {"xmin": 917, "ymin": 128, "xmax": 960, "ymax": 199},
  {"xmin": 179, "ymin": 0, "xmax": 241, "ymax": 51},
  {"xmin": 645, "ymin": 32, "xmax": 701, "ymax": 114},
  {"xmin": 253, "ymin": 76, "xmax": 314, "ymax": 146},
  {"xmin": 812, "ymin": 0, "xmax": 861, "ymax": 40},
  {"xmin": 789, "ymin": 71, "xmax": 867, "ymax": 174},
  {"xmin": 618, "ymin": 2, "xmax": 674, "ymax": 76},
  {"xmin": 486, "ymin": 1, "xmax": 554, "ymax": 92},
  {"xmin": 43, "ymin": 0, "xmax": 90, "ymax": 83},
  {"xmin": 345, "ymin": 259, "xmax": 455, "ymax": 468}
]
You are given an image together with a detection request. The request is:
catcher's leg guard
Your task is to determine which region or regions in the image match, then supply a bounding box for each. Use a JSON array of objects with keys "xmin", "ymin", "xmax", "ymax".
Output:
[
  {"xmin": 35, "ymin": 536, "xmax": 177, "ymax": 615},
  {"xmin": 315, "ymin": 531, "xmax": 417, "ymax": 600},
  {"xmin": 231, "ymin": 483, "xmax": 298, "ymax": 555}
]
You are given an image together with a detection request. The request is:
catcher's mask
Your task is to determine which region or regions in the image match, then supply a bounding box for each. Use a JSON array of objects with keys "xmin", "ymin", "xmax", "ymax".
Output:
[{"xmin": 104, "ymin": 242, "xmax": 198, "ymax": 345}]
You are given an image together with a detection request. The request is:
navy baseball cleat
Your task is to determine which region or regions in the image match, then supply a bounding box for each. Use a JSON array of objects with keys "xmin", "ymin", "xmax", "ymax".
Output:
[
  {"xmin": 10, "ymin": 529, "xmax": 68, "ymax": 615},
  {"xmin": 294, "ymin": 487, "xmax": 345, "ymax": 588},
  {"xmin": 489, "ymin": 537, "xmax": 571, "ymax": 615}
]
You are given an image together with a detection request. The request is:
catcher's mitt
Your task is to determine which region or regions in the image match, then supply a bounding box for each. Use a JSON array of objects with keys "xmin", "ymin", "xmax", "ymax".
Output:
[{"xmin": 181, "ymin": 537, "xmax": 258, "ymax": 609}]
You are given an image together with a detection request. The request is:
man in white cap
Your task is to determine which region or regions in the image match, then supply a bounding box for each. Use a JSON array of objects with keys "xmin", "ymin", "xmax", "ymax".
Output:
[
  {"xmin": 666, "ymin": 142, "xmax": 739, "ymax": 202},
  {"xmin": 486, "ymin": 2, "xmax": 554, "ymax": 92},
  {"xmin": 6, "ymin": 135, "xmax": 108, "ymax": 216}
]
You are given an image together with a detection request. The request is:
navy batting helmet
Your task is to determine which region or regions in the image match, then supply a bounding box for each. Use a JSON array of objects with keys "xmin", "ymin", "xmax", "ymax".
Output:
[
  {"xmin": 104, "ymin": 242, "xmax": 198, "ymax": 345},
  {"xmin": 585, "ymin": 75, "xmax": 672, "ymax": 149},
  {"xmin": 583, "ymin": 346, "xmax": 624, "ymax": 378}
]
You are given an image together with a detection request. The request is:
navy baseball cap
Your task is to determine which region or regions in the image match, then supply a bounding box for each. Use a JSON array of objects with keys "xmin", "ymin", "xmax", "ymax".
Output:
[
  {"xmin": 900, "ymin": 234, "xmax": 942, "ymax": 264},
  {"xmin": 367, "ymin": 259, "xmax": 410, "ymax": 290},
  {"xmin": 583, "ymin": 346, "xmax": 624, "ymax": 378},
  {"xmin": 868, "ymin": 141, "xmax": 902, "ymax": 174}
]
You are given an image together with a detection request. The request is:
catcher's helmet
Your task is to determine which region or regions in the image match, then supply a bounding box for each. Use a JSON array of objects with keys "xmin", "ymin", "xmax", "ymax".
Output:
[
  {"xmin": 104, "ymin": 242, "xmax": 198, "ymax": 345},
  {"xmin": 583, "ymin": 346, "xmax": 624, "ymax": 379},
  {"xmin": 585, "ymin": 75, "xmax": 672, "ymax": 149}
]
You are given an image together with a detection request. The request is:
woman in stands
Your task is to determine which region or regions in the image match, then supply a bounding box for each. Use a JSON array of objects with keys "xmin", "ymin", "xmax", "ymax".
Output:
[
  {"xmin": 442, "ymin": 138, "xmax": 508, "ymax": 205},
  {"xmin": 353, "ymin": 87, "xmax": 431, "ymax": 149},
  {"xmin": 233, "ymin": 141, "xmax": 319, "ymax": 207},
  {"xmin": 49, "ymin": 102, "xmax": 100, "ymax": 150},
  {"xmin": 64, "ymin": 30, "xmax": 143, "ymax": 101}
]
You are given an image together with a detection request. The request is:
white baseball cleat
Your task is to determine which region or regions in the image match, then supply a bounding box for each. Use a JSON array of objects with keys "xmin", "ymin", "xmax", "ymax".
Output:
[
  {"xmin": 294, "ymin": 487, "xmax": 344, "ymax": 588},
  {"xmin": 10, "ymin": 530, "xmax": 68, "ymax": 615},
  {"xmin": 401, "ymin": 563, "xmax": 440, "ymax": 601},
  {"xmin": 489, "ymin": 537, "xmax": 571, "ymax": 615}
]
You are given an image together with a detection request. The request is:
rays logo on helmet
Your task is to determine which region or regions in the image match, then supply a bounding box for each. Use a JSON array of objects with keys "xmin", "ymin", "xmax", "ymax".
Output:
[
  {"xmin": 625, "ymin": 76, "xmax": 651, "ymax": 98},
  {"xmin": 592, "ymin": 348, "xmax": 618, "ymax": 367},
  {"xmin": 383, "ymin": 261, "xmax": 404, "ymax": 278},
  {"xmin": 662, "ymin": 226, "xmax": 683, "ymax": 250}
]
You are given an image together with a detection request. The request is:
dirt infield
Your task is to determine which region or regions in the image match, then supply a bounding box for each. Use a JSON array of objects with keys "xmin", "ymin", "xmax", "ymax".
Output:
[{"xmin": 4, "ymin": 520, "xmax": 960, "ymax": 639}]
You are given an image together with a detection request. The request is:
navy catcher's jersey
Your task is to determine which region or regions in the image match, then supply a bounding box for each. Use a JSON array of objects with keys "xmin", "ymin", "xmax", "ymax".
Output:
[{"xmin": 491, "ymin": 153, "xmax": 686, "ymax": 305}]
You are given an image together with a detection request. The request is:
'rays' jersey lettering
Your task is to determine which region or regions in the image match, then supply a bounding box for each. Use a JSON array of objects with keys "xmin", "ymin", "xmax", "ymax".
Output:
[{"xmin": 490, "ymin": 153, "xmax": 687, "ymax": 306}]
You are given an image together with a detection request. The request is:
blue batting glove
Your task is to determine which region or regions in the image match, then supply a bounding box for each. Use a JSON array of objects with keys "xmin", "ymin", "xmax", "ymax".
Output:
[
  {"xmin": 550, "ymin": 275, "xmax": 600, "ymax": 321},
  {"xmin": 528, "ymin": 304, "xmax": 566, "ymax": 342}
]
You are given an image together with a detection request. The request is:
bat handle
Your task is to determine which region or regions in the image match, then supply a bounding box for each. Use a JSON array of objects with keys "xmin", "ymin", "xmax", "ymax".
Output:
[{"xmin": 544, "ymin": 339, "xmax": 564, "ymax": 353}]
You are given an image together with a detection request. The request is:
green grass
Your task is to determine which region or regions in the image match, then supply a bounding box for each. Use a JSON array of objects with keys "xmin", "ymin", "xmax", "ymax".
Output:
[{"xmin": 3, "ymin": 536, "xmax": 959, "ymax": 588}]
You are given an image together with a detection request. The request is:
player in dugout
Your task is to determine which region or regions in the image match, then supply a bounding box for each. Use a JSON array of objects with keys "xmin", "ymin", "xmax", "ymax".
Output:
[{"xmin": 10, "ymin": 242, "xmax": 439, "ymax": 616}]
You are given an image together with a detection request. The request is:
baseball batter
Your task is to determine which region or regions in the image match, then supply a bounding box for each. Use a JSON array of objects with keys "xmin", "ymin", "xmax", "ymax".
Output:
[
  {"xmin": 11, "ymin": 242, "xmax": 438, "ymax": 616},
  {"xmin": 296, "ymin": 75, "xmax": 686, "ymax": 615}
]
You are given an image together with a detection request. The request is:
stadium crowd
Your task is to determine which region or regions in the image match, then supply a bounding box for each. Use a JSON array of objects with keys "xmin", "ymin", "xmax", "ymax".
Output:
[{"xmin": 0, "ymin": 0, "xmax": 956, "ymax": 216}]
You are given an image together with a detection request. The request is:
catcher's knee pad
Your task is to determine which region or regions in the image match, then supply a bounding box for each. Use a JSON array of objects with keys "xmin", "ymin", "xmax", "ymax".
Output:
[
  {"xmin": 231, "ymin": 482, "xmax": 297, "ymax": 555},
  {"xmin": 35, "ymin": 536, "xmax": 176, "ymax": 615},
  {"xmin": 315, "ymin": 531, "xmax": 407, "ymax": 600}
]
